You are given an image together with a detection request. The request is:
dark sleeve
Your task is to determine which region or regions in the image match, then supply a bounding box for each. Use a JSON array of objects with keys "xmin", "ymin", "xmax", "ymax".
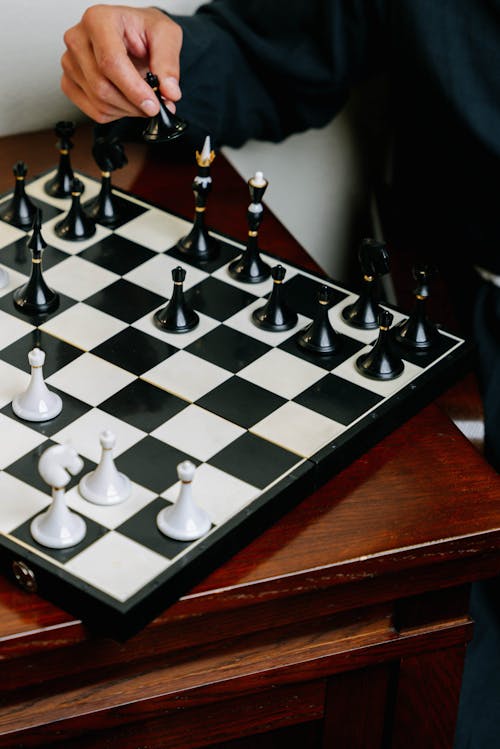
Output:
[{"xmin": 170, "ymin": 0, "xmax": 387, "ymax": 148}]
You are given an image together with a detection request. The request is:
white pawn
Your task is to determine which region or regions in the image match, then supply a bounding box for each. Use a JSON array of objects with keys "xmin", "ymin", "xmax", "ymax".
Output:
[
  {"xmin": 157, "ymin": 461, "xmax": 211, "ymax": 541},
  {"xmin": 12, "ymin": 347, "xmax": 62, "ymax": 421},
  {"xmin": 31, "ymin": 443, "xmax": 86, "ymax": 549},
  {"xmin": 79, "ymin": 429, "xmax": 131, "ymax": 505}
]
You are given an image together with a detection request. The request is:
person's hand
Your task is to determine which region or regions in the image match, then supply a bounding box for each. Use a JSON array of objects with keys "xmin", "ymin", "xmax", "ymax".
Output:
[{"xmin": 61, "ymin": 5, "xmax": 183, "ymax": 123}]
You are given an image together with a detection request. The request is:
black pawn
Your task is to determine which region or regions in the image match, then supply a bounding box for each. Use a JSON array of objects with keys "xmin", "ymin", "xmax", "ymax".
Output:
[
  {"xmin": 13, "ymin": 210, "xmax": 59, "ymax": 315},
  {"xmin": 342, "ymin": 238, "xmax": 390, "ymax": 329},
  {"xmin": 84, "ymin": 136, "xmax": 128, "ymax": 227},
  {"xmin": 154, "ymin": 266, "xmax": 199, "ymax": 333},
  {"xmin": 177, "ymin": 136, "xmax": 219, "ymax": 262},
  {"xmin": 142, "ymin": 72, "xmax": 188, "ymax": 143},
  {"xmin": 355, "ymin": 309, "xmax": 404, "ymax": 380},
  {"xmin": 297, "ymin": 285, "xmax": 340, "ymax": 354},
  {"xmin": 44, "ymin": 121, "xmax": 78, "ymax": 198},
  {"xmin": 228, "ymin": 172, "xmax": 271, "ymax": 283},
  {"xmin": 0, "ymin": 161, "xmax": 37, "ymax": 229},
  {"xmin": 395, "ymin": 265, "xmax": 439, "ymax": 350},
  {"xmin": 54, "ymin": 178, "xmax": 96, "ymax": 241},
  {"xmin": 252, "ymin": 265, "xmax": 298, "ymax": 331}
]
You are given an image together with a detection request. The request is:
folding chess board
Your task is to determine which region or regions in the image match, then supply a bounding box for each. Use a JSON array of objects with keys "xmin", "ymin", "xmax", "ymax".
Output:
[{"xmin": 0, "ymin": 169, "xmax": 472, "ymax": 637}]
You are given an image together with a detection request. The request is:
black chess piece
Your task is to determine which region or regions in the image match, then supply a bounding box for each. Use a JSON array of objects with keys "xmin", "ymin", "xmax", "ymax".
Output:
[
  {"xmin": 0, "ymin": 161, "xmax": 37, "ymax": 230},
  {"xmin": 84, "ymin": 136, "xmax": 128, "ymax": 227},
  {"xmin": 252, "ymin": 265, "xmax": 298, "ymax": 331},
  {"xmin": 394, "ymin": 265, "xmax": 439, "ymax": 349},
  {"xmin": 142, "ymin": 72, "xmax": 188, "ymax": 143},
  {"xmin": 44, "ymin": 121, "xmax": 78, "ymax": 198},
  {"xmin": 177, "ymin": 136, "xmax": 220, "ymax": 262},
  {"xmin": 13, "ymin": 210, "xmax": 59, "ymax": 315},
  {"xmin": 228, "ymin": 172, "xmax": 272, "ymax": 283},
  {"xmin": 154, "ymin": 266, "xmax": 199, "ymax": 333},
  {"xmin": 297, "ymin": 285, "xmax": 340, "ymax": 354},
  {"xmin": 356, "ymin": 308, "xmax": 404, "ymax": 380},
  {"xmin": 342, "ymin": 238, "xmax": 390, "ymax": 329},
  {"xmin": 54, "ymin": 178, "xmax": 96, "ymax": 241}
]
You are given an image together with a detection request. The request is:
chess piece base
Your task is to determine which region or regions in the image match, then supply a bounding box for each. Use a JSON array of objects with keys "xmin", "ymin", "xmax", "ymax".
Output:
[
  {"xmin": 12, "ymin": 392, "xmax": 62, "ymax": 422},
  {"xmin": 79, "ymin": 472, "xmax": 131, "ymax": 506},
  {"xmin": 156, "ymin": 504, "xmax": 211, "ymax": 541}
]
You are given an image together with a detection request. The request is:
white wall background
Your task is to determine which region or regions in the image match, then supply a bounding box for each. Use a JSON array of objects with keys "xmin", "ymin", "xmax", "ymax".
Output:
[{"xmin": 0, "ymin": 0, "xmax": 370, "ymax": 279}]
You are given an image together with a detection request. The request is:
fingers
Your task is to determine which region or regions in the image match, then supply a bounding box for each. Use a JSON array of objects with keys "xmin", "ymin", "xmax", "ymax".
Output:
[{"xmin": 61, "ymin": 5, "xmax": 183, "ymax": 123}]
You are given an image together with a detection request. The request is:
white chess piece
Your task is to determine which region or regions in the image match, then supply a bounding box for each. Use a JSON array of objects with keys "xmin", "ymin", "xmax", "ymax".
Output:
[
  {"xmin": 0, "ymin": 266, "xmax": 9, "ymax": 289},
  {"xmin": 157, "ymin": 460, "xmax": 211, "ymax": 541},
  {"xmin": 79, "ymin": 429, "xmax": 131, "ymax": 505},
  {"xmin": 31, "ymin": 443, "xmax": 86, "ymax": 549},
  {"xmin": 12, "ymin": 347, "xmax": 62, "ymax": 421}
]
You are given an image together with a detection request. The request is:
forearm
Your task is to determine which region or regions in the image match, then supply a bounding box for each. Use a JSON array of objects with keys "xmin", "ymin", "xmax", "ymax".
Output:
[{"xmin": 170, "ymin": 0, "xmax": 387, "ymax": 147}]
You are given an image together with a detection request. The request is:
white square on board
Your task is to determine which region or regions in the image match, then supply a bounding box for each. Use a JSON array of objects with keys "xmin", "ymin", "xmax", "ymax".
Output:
[
  {"xmin": 47, "ymin": 353, "xmax": 136, "ymax": 406},
  {"xmin": 162, "ymin": 463, "xmax": 259, "ymax": 526},
  {"xmin": 0, "ymin": 472, "xmax": 50, "ymax": 533},
  {"xmin": 152, "ymin": 404, "xmax": 245, "ymax": 461},
  {"xmin": 40, "ymin": 303, "xmax": 127, "ymax": 351},
  {"xmin": 238, "ymin": 347, "xmax": 325, "ymax": 400},
  {"xmin": 142, "ymin": 350, "xmax": 231, "ymax": 402},
  {"xmin": 66, "ymin": 531, "xmax": 170, "ymax": 602},
  {"xmin": 251, "ymin": 401, "xmax": 344, "ymax": 458}
]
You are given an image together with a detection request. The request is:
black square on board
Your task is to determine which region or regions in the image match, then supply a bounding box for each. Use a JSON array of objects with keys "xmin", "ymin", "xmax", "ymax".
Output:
[
  {"xmin": 282, "ymin": 274, "xmax": 348, "ymax": 319},
  {"xmin": 279, "ymin": 331, "xmax": 366, "ymax": 371},
  {"xmin": 1, "ymin": 387, "xmax": 92, "ymax": 438},
  {"xmin": 85, "ymin": 279, "xmax": 164, "ymax": 324},
  {"xmin": 167, "ymin": 239, "xmax": 240, "ymax": 274},
  {"xmin": 115, "ymin": 436, "xmax": 199, "ymax": 495},
  {"xmin": 0, "ymin": 237, "xmax": 67, "ymax": 275},
  {"xmin": 209, "ymin": 432, "xmax": 300, "ymax": 489},
  {"xmin": 197, "ymin": 376, "xmax": 286, "ymax": 429},
  {"xmin": 29, "ymin": 197, "xmax": 63, "ymax": 223},
  {"xmin": 390, "ymin": 328, "xmax": 458, "ymax": 367},
  {"xmin": 117, "ymin": 497, "xmax": 196, "ymax": 560},
  {"xmin": 0, "ymin": 291, "xmax": 76, "ymax": 327},
  {"xmin": 12, "ymin": 512, "xmax": 107, "ymax": 564},
  {"xmin": 82, "ymin": 193, "xmax": 147, "ymax": 229},
  {"xmin": 0, "ymin": 329, "xmax": 84, "ymax": 375},
  {"xmin": 5, "ymin": 440, "xmax": 96, "ymax": 495},
  {"xmin": 184, "ymin": 276, "xmax": 257, "ymax": 322},
  {"xmin": 294, "ymin": 373, "xmax": 383, "ymax": 426},
  {"xmin": 78, "ymin": 234, "xmax": 155, "ymax": 275},
  {"xmin": 185, "ymin": 325, "xmax": 270, "ymax": 373},
  {"xmin": 100, "ymin": 379, "xmax": 189, "ymax": 433},
  {"xmin": 92, "ymin": 327, "xmax": 178, "ymax": 376}
]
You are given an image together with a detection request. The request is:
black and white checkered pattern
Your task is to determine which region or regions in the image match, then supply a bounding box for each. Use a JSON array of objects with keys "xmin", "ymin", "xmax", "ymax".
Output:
[{"xmin": 0, "ymin": 170, "xmax": 471, "ymax": 636}]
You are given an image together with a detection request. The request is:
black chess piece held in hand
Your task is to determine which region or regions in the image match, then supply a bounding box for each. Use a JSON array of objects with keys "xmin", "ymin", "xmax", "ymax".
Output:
[{"xmin": 142, "ymin": 72, "xmax": 188, "ymax": 143}]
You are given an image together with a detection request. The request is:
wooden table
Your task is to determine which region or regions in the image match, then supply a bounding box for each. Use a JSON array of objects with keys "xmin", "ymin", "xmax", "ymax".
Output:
[{"xmin": 0, "ymin": 126, "xmax": 498, "ymax": 749}]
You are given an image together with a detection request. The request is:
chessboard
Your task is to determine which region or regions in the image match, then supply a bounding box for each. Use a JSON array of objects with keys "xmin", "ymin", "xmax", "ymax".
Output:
[{"xmin": 0, "ymin": 166, "xmax": 472, "ymax": 638}]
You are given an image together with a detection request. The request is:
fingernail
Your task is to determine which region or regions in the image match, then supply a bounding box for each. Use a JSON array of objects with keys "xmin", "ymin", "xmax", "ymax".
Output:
[
  {"xmin": 164, "ymin": 76, "xmax": 181, "ymax": 99},
  {"xmin": 141, "ymin": 99, "xmax": 158, "ymax": 116}
]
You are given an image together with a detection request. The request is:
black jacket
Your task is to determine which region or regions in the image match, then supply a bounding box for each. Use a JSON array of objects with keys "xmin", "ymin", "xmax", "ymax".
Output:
[{"xmin": 172, "ymin": 0, "xmax": 500, "ymax": 274}]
